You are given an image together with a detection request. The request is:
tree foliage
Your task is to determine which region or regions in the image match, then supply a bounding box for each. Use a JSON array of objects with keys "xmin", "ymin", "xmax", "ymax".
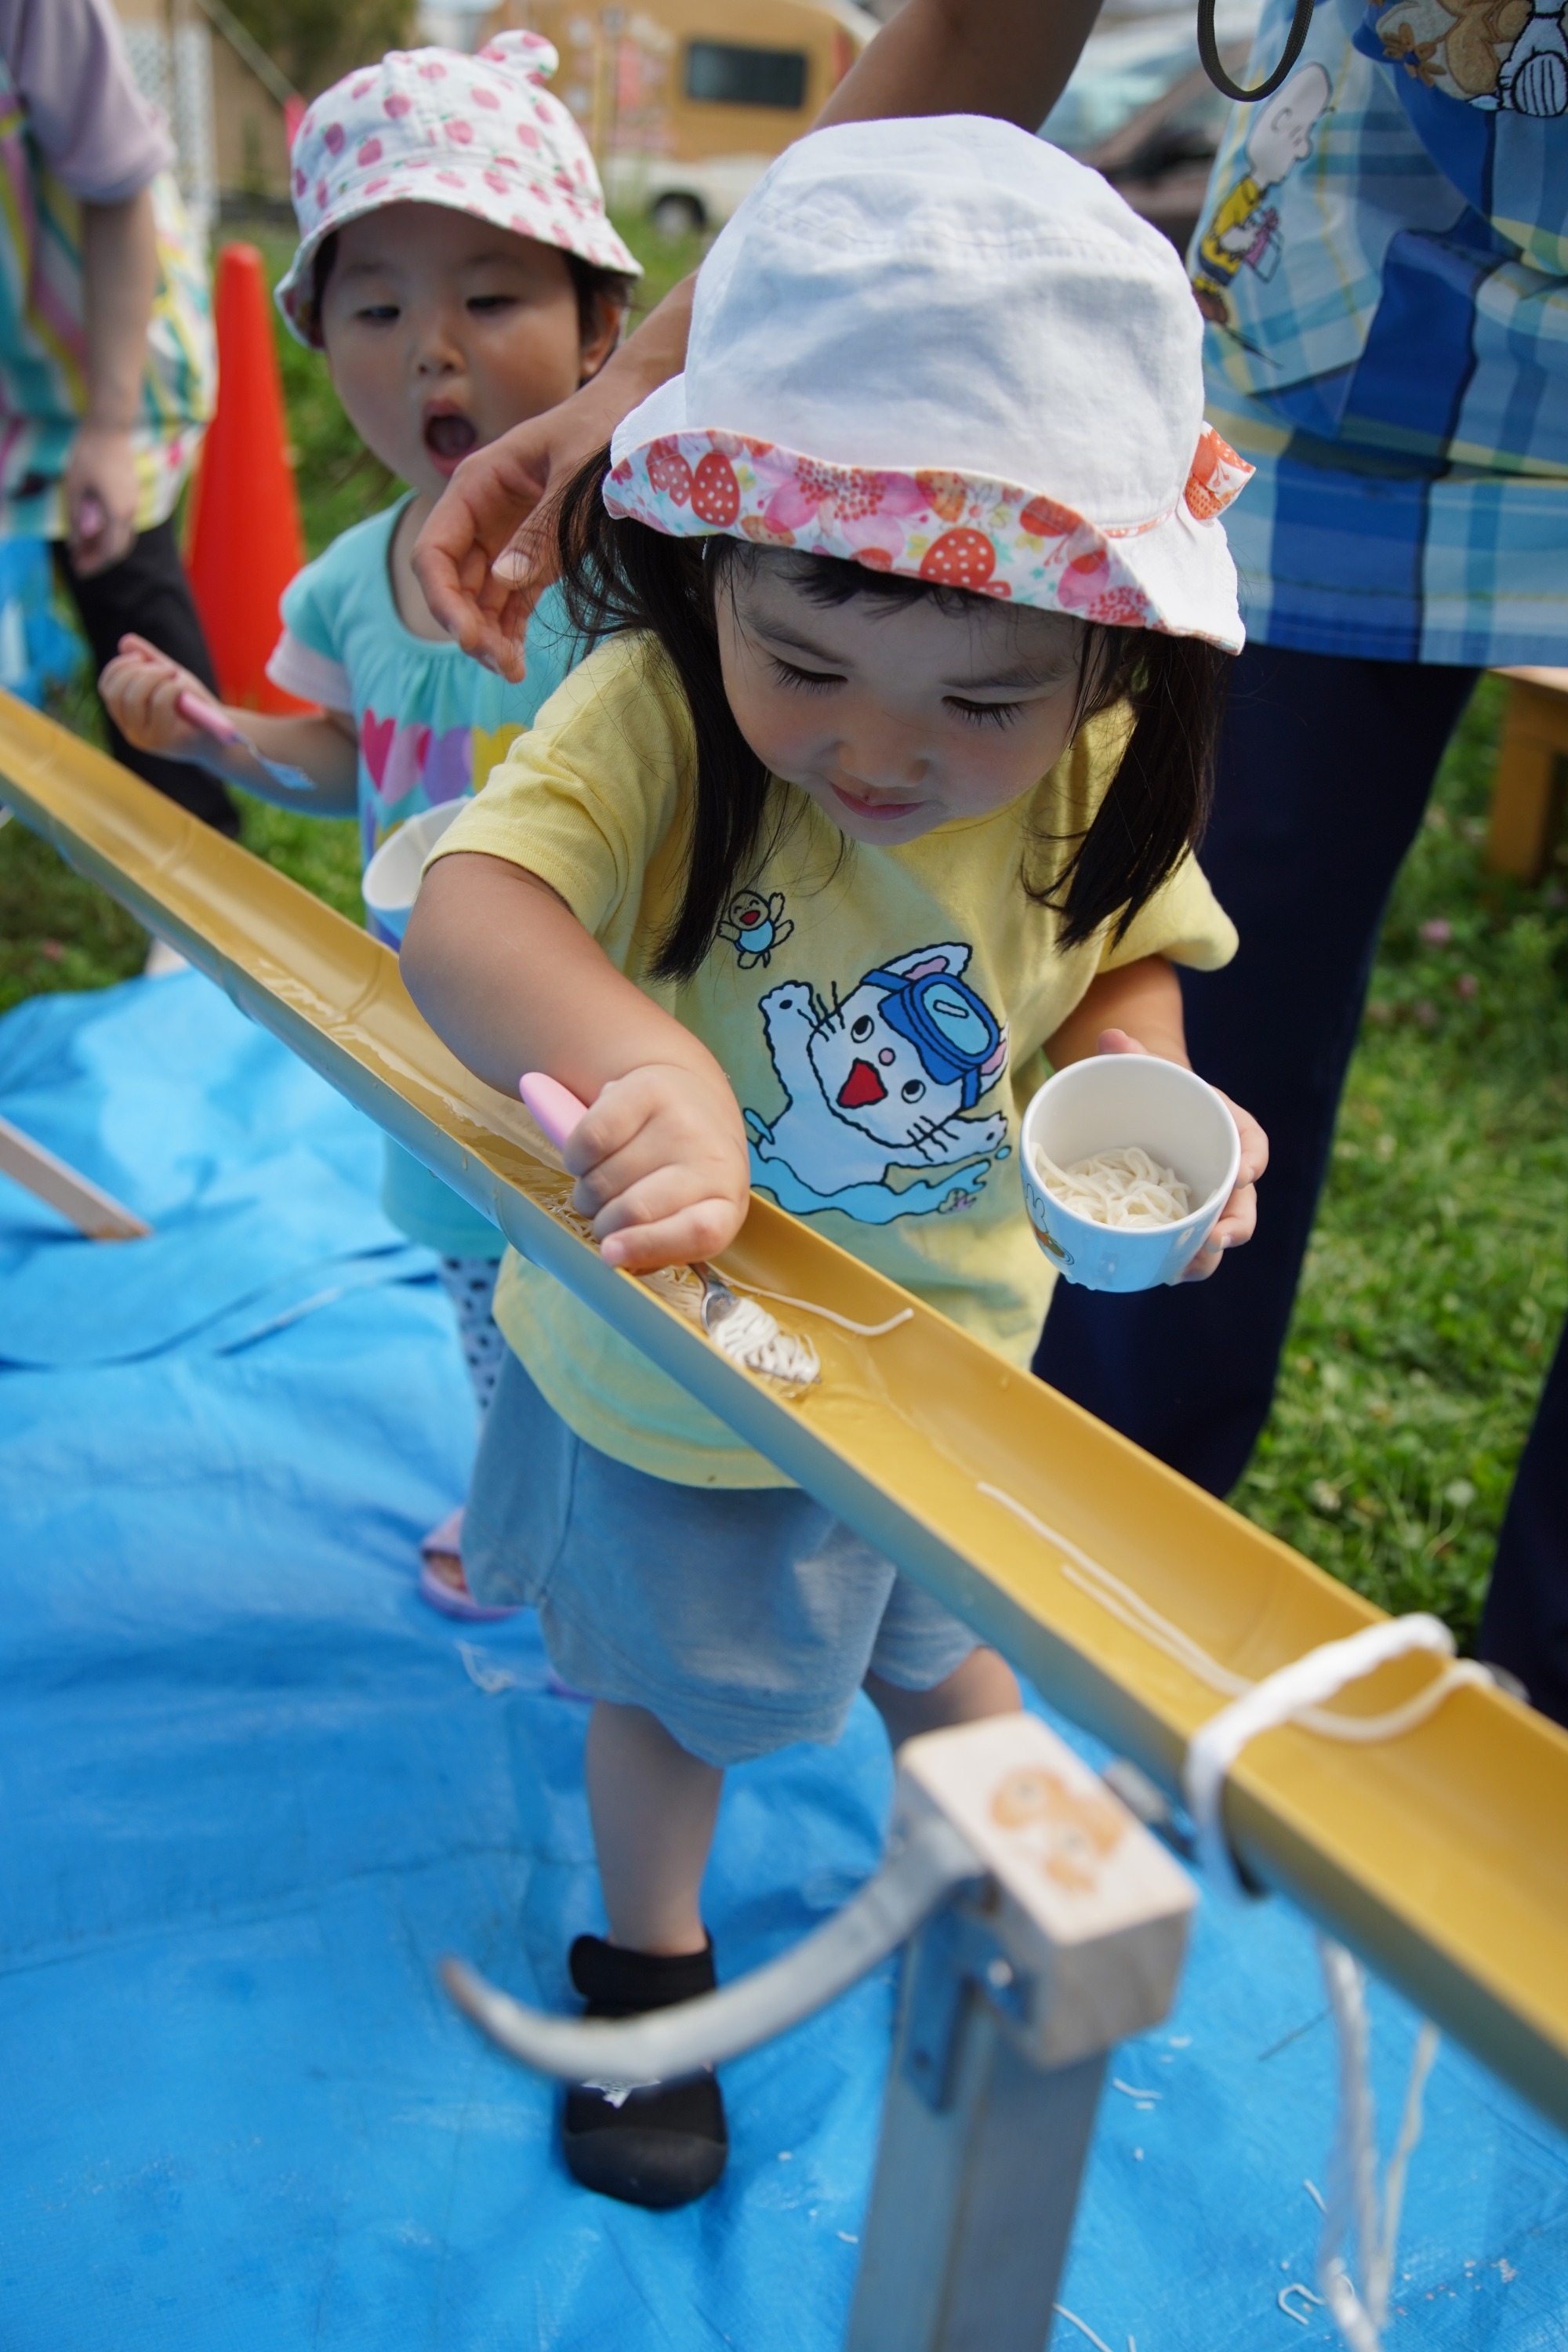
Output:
[{"xmin": 223, "ymin": 0, "xmax": 420, "ymax": 99}]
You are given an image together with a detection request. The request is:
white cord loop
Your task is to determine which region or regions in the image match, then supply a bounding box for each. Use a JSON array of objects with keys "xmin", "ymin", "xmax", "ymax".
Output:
[{"xmin": 1181, "ymin": 1614, "xmax": 1465, "ymax": 1900}]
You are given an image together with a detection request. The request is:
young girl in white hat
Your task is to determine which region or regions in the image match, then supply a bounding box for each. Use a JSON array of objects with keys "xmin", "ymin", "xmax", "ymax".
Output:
[
  {"xmin": 405, "ymin": 114, "xmax": 1268, "ymax": 2209},
  {"xmin": 100, "ymin": 32, "xmax": 638, "ymax": 1615}
]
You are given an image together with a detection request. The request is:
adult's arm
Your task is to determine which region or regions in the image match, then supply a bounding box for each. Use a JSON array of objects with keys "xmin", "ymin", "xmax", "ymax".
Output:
[
  {"xmin": 66, "ymin": 189, "xmax": 159, "ymax": 573},
  {"xmin": 412, "ymin": 0, "xmax": 1103, "ymax": 673},
  {"xmin": 412, "ymin": 285, "xmax": 696, "ymax": 680},
  {"xmin": 0, "ymin": 0, "xmax": 172, "ymax": 200},
  {"xmin": 816, "ymin": 0, "xmax": 1102, "ymax": 130},
  {"xmin": 0, "ymin": 0, "xmax": 176, "ymax": 572}
]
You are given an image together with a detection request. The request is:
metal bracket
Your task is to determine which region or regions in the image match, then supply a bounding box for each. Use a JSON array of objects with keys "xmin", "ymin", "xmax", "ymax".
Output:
[
  {"xmin": 848, "ymin": 1718, "xmax": 1196, "ymax": 2352},
  {"xmin": 902, "ymin": 1899, "xmax": 1030, "ymax": 2114}
]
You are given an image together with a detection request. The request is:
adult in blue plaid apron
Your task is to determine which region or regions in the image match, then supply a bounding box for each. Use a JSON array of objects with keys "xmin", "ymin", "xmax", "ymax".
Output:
[{"xmin": 1037, "ymin": 0, "xmax": 1568, "ymax": 1720}]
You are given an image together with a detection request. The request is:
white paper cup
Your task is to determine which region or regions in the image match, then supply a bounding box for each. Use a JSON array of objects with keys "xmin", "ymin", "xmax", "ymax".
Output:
[
  {"xmin": 1019, "ymin": 1055, "xmax": 1240, "ymax": 1292},
  {"xmin": 361, "ymin": 799, "xmax": 468, "ymax": 943}
]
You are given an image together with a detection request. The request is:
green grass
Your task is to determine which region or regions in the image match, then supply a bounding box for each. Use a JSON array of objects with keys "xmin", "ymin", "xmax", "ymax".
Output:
[
  {"xmin": 1, "ymin": 216, "xmax": 1562, "ymax": 1646},
  {"xmin": 0, "ymin": 778, "xmax": 363, "ymax": 1018}
]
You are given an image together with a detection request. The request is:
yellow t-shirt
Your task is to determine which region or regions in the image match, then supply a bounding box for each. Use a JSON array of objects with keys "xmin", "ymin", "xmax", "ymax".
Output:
[{"xmin": 431, "ymin": 634, "xmax": 1237, "ymax": 1488}]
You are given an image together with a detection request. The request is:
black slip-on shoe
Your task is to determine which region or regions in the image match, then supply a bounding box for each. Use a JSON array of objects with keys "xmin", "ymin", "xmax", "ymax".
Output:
[{"xmin": 562, "ymin": 1933, "xmax": 728, "ymax": 2209}]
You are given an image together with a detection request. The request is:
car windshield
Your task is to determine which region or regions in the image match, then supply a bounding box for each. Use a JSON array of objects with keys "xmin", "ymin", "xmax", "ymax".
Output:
[{"xmin": 1041, "ymin": 0, "xmax": 1263, "ymax": 154}]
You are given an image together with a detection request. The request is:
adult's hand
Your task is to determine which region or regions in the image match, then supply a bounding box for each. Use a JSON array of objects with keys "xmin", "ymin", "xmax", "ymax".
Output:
[
  {"xmin": 63, "ymin": 422, "xmax": 139, "ymax": 575},
  {"xmin": 1095, "ymin": 1027, "xmax": 1268, "ymax": 1279},
  {"xmin": 412, "ymin": 276, "xmax": 695, "ymax": 679}
]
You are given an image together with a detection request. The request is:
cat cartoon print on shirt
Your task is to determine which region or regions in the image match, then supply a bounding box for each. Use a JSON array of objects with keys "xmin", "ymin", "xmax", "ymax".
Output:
[{"xmin": 743, "ymin": 944, "xmax": 1010, "ymax": 1225}]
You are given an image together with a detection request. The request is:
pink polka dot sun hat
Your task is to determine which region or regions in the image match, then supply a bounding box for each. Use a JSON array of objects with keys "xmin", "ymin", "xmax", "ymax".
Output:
[
  {"xmin": 277, "ymin": 31, "xmax": 640, "ymax": 347},
  {"xmin": 605, "ymin": 118, "xmax": 1248, "ymax": 651}
]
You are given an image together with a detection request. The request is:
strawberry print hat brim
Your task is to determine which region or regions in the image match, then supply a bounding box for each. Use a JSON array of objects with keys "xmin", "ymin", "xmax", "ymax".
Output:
[
  {"xmin": 277, "ymin": 31, "xmax": 639, "ymax": 348},
  {"xmin": 605, "ymin": 118, "xmax": 1249, "ymax": 652}
]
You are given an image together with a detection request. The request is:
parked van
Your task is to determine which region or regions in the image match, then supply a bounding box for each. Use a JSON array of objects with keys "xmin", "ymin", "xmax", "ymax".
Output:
[{"xmin": 490, "ymin": 0, "xmax": 879, "ymax": 233}]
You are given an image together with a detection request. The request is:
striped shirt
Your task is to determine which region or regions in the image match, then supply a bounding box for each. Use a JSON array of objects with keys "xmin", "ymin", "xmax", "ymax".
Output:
[
  {"xmin": 0, "ymin": 19, "xmax": 214, "ymax": 543},
  {"xmin": 1190, "ymin": 0, "xmax": 1568, "ymax": 666}
]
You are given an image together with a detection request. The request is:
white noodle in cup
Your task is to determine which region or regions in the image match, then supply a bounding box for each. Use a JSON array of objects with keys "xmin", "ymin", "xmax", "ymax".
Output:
[
  {"xmin": 361, "ymin": 800, "xmax": 469, "ymax": 944},
  {"xmin": 1019, "ymin": 1054, "xmax": 1240, "ymax": 1292}
]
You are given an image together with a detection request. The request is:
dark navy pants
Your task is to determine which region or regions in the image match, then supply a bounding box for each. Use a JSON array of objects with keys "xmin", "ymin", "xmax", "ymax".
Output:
[
  {"xmin": 60, "ymin": 518, "xmax": 238, "ymax": 836},
  {"xmin": 1033, "ymin": 641, "xmax": 1567, "ymax": 1725}
]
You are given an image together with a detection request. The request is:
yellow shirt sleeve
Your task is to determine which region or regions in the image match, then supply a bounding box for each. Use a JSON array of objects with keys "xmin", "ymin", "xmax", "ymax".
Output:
[
  {"xmin": 426, "ymin": 635, "xmax": 693, "ymax": 971},
  {"xmin": 1097, "ymin": 848, "xmax": 1239, "ymax": 976}
]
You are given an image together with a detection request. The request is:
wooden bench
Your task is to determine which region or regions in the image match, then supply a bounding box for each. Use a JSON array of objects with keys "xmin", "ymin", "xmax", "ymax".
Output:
[{"xmin": 1487, "ymin": 666, "xmax": 1568, "ymax": 884}]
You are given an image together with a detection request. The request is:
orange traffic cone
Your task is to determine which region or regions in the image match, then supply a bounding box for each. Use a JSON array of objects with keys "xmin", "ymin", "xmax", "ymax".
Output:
[{"xmin": 186, "ymin": 244, "xmax": 308, "ymax": 713}]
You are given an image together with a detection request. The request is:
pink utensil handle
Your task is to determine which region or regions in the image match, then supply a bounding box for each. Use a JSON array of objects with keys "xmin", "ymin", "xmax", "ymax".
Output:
[
  {"xmin": 176, "ymin": 690, "xmax": 241, "ymax": 747},
  {"xmin": 520, "ymin": 1072, "xmax": 589, "ymax": 1150}
]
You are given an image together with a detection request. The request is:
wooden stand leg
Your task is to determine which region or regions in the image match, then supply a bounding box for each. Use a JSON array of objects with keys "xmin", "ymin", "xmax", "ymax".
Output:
[
  {"xmin": 848, "ymin": 1937, "xmax": 1107, "ymax": 2352},
  {"xmin": 847, "ymin": 1718, "xmax": 1195, "ymax": 2352},
  {"xmin": 1487, "ymin": 677, "xmax": 1568, "ymax": 885}
]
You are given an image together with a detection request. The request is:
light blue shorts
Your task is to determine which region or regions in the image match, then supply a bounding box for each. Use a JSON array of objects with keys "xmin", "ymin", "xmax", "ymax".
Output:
[{"xmin": 463, "ymin": 1350, "xmax": 979, "ymax": 1766}]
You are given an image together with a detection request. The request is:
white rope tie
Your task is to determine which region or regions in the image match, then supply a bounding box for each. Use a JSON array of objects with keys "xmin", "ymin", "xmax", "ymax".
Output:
[
  {"xmin": 1181, "ymin": 1614, "xmax": 1465, "ymax": 1899},
  {"xmin": 974, "ymin": 1482, "xmax": 1494, "ymax": 2352}
]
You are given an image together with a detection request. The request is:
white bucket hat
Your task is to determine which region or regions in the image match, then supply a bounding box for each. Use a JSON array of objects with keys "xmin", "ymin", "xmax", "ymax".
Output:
[
  {"xmin": 606, "ymin": 118, "xmax": 1248, "ymax": 650},
  {"xmin": 277, "ymin": 31, "xmax": 639, "ymax": 347}
]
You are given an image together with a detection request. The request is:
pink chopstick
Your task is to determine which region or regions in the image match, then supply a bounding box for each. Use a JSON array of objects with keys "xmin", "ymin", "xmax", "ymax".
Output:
[
  {"xmin": 176, "ymin": 689, "xmax": 241, "ymax": 746},
  {"xmin": 520, "ymin": 1073, "xmax": 588, "ymax": 1148}
]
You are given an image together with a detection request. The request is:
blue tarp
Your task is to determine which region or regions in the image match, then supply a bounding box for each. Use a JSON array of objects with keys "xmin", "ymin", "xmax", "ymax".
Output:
[
  {"xmin": 0, "ymin": 538, "xmax": 83, "ymax": 706},
  {"xmin": 2, "ymin": 971, "xmax": 1564, "ymax": 2351}
]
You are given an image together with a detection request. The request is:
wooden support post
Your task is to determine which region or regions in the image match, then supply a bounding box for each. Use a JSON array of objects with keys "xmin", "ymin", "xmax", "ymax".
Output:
[
  {"xmin": 1487, "ymin": 667, "xmax": 1568, "ymax": 885},
  {"xmin": 848, "ymin": 1717, "xmax": 1194, "ymax": 2352},
  {"xmin": 0, "ymin": 1113, "xmax": 151, "ymax": 1239}
]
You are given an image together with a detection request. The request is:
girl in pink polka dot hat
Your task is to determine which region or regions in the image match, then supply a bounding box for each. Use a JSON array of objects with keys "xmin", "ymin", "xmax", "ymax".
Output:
[
  {"xmin": 102, "ymin": 31, "xmax": 641, "ymax": 1629},
  {"xmin": 275, "ymin": 30, "xmax": 637, "ymax": 345}
]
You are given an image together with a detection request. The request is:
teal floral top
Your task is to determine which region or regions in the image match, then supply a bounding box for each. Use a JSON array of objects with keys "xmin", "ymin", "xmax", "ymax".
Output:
[{"xmin": 269, "ymin": 495, "xmax": 580, "ymax": 1254}]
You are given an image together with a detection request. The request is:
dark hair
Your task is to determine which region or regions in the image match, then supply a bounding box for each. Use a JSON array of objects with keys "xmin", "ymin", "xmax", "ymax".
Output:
[
  {"xmin": 557, "ymin": 452, "xmax": 1229, "ymax": 984},
  {"xmin": 564, "ymin": 251, "xmax": 637, "ymax": 347},
  {"xmin": 309, "ymin": 231, "xmax": 634, "ymax": 353},
  {"xmin": 310, "ymin": 230, "xmax": 340, "ymax": 342}
]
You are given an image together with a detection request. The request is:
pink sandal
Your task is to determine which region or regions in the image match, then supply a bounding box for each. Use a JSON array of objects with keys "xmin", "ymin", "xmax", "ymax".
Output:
[{"xmin": 417, "ymin": 1508, "xmax": 520, "ymax": 1623}]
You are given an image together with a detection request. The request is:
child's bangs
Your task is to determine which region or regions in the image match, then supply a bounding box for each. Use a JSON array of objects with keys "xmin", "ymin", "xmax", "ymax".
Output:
[{"xmin": 713, "ymin": 539, "xmax": 998, "ymax": 622}]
